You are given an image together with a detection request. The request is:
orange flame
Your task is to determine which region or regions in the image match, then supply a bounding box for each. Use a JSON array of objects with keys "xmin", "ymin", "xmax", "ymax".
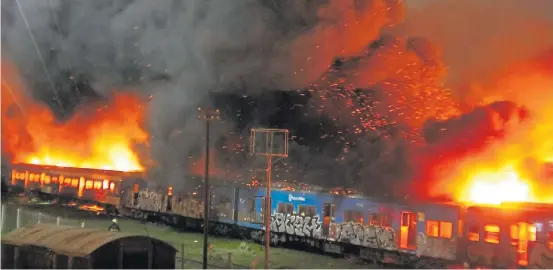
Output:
[
  {"xmin": 436, "ymin": 53, "xmax": 553, "ymax": 206},
  {"xmin": 1, "ymin": 60, "xmax": 148, "ymax": 172},
  {"xmin": 460, "ymin": 167, "xmax": 533, "ymax": 205}
]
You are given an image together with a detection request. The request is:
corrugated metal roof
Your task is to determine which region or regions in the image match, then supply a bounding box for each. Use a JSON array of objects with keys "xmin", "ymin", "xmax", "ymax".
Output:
[{"xmin": 1, "ymin": 223, "xmax": 168, "ymax": 257}]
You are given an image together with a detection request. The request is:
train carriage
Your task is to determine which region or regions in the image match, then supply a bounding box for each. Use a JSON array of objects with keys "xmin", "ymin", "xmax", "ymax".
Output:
[
  {"xmin": 9, "ymin": 163, "xmax": 144, "ymax": 207},
  {"xmin": 8, "ymin": 162, "xmax": 553, "ymax": 269},
  {"xmin": 463, "ymin": 203, "xmax": 553, "ymax": 269},
  {"xmin": 398, "ymin": 203, "xmax": 462, "ymax": 267}
]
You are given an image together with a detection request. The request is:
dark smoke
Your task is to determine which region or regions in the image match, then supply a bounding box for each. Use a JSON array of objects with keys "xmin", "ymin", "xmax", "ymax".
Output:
[
  {"xmin": 2, "ymin": 0, "xmax": 550, "ymax": 200},
  {"xmin": 1, "ymin": 0, "xmax": 404, "ymax": 190},
  {"xmin": 401, "ymin": 0, "xmax": 553, "ymax": 103}
]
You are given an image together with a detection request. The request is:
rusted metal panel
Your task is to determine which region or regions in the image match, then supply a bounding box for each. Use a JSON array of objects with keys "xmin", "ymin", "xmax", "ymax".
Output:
[{"xmin": 1, "ymin": 224, "xmax": 176, "ymax": 259}]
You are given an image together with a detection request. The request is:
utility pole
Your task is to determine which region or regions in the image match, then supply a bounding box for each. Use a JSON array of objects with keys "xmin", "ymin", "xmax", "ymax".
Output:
[
  {"xmin": 250, "ymin": 128, "xmax": 289, "ymax": 269},
  {"xmin": 264, "ymin": 154, "xmax": 272, "ymax": 269},
  {"xmin": 198, "ymin": 107, "xmax": 220, "ymax": 270}
]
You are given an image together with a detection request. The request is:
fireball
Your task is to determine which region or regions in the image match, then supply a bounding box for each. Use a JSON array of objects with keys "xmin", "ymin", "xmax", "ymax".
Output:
[{"xmin": 462, "ymin": 167, "xmax": 533, "ymax": 205}]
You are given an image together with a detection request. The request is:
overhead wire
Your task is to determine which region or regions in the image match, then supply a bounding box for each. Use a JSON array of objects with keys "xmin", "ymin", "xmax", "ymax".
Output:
[
  {"xmin": 47, "ymin": 0, "xmax": 81, "ymax": 97},
  {"xmin": 1, "ymin": 79, "xmax": 27, "ymax": 116},
  {"xmin": 14, "ymin": 0, "xmax": 65, "ymax": 114}
]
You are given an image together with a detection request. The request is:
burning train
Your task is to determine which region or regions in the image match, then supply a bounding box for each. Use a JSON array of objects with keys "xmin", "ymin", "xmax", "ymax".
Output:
[
  {"xmin": 7, "ymin": 162, "xmax": 553, "ymax": 269},
  {"xmin": 8, "ymin": 163, "xmax": 146, "ymax": 211}
]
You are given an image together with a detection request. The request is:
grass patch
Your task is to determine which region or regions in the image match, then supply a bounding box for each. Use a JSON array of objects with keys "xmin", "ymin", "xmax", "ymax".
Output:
[{"xmin": 1, "ymin": 201, "xmax": 373, "ymax": 269}]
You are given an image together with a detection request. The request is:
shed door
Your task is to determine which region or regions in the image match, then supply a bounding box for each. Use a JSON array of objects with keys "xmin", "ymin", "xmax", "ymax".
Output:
[{"xmin": 122, "ymin": 250, "xmax": 149, "ymax": 269}]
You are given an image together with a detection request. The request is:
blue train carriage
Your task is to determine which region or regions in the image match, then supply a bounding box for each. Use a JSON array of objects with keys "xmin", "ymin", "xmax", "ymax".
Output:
[
  {"xmin": 463, "ymin": 202, "xmax": 553, "ymax": 269},
  {"xmin": 235, "ymin": 185, "xmax": 404, "ymax": 255},
  {"xmin": 328, "ymin": 197, "xmax": 462, "ymax": 267},
  {"xmin": 234, "ymin": 184, "xmax": 330, "ymax": 245}
]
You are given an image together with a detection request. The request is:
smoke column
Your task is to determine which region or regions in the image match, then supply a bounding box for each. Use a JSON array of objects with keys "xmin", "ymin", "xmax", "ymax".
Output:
[
  {"xmin": 2, "ymin": 0, "xmax": 552, "ymax": 198},
  {"xmin": 1, "ymin": 0, "xmax": 403, "ymax": 188}
]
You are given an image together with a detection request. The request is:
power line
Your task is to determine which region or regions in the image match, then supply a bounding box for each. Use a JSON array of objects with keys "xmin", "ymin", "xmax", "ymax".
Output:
[
  {"xmin": 15, "ymin": 0, "xmax": 64, "ymax": 113},
  {"xmin": 47, "ymin": 0, "xmax": 81, "ymax": 97},
  {"xmin": 1, "ymin": 79, "xmax": 27, "ymax": 116}
]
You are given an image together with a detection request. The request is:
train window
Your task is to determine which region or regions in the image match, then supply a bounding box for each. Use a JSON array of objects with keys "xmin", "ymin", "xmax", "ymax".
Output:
[
  {"xmin": 277, "ymin": 203, "xmax": 294, "ymax": 214},
  {"xmin": 71, "ymin": 179, "xmax": 79, "ymax": 187},
  {"xmin": 381, "ymin": 214, "xmax": 391, "ymax": 227},
  {"xmin": 103, "ymin": 180, "xmax": 109, "ymax": 190},
  {"xmin": 529, "ymin": 225, "xmax": 536, "ymax": 241},
  {"xmin": 468, "ymin": 225, "xmax": 480, "ymax": 241},
  {"xmin": 44, "ymin": 175, "xmax": 51, "ymax": 184},
  {"xmin": 323, "ymin": 203, "xmax": 336, "ymax": 218},
  {"xmin": 344, "ymin": 210, "xmax": 364, "ymax": 224},
  {"xmin": 484, "ymin": 225, "xmax": 500, "ymax": 244},
  {"xmin": 426, "ymin": 220, "xmax": 439, "ymax": 237},
  {"xmin": 511, "ymin": 224, "xmax": 519, "ymax": 240},
  {"xmin": 370, "ymin": 213, "xmax": 392, "ymax": 227},
  {"xmin": 298, "ymin": 205, "xmax": 316, "ymax": 217},
  {"xmin": 109, "ymin": 183, "xmax": 115, "ymax": 193},
  {"xmin": 547, "ymin": 232, "xmax": 553, "ymax": 250},
  {"xmin": 370, "ymin": 214, "xmax": 381, "ymax": 226},
  {"xmin": 510, "ymin": 224, "xmax": 519, "ymax": 245},
  {"xmin": 440, "ymin": 222, "xmax": 453, "ymax": 238},
  {"xmin": 85, "ymin": 180, "xmax": 93, "ymax": 189},
  {"xmin": 247, "ymin": 199, "xmax": 255, "ymax": 212},
  {"xmin": 52, "ymin": 177, "xmax": 58, "ymax": 183},
  {"xmin": 260, "ymin": 198, "xmax": 266, "ymax": 219}
]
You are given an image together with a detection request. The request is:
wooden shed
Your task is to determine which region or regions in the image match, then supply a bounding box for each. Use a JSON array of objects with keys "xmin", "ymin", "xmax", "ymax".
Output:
[{"xmin": 1, "ymin": 223, "xmax": 177, "ymax": 269}]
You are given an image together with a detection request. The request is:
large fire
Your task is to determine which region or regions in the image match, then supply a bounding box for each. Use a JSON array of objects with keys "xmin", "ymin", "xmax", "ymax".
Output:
[
  {"xmin": 1, "ymin": 60, "xmax": 148, "ymax": 172},
  {"xmin": 2, "ymin": 0, "xmax": 552, "ymax": 209},
  {"xmin": 427, "ymin": 51, "xmax": 553, "ymax": 206},
  {"xmin": 462, "ymin": 167, "xmax": 533, "ymax": 205}
]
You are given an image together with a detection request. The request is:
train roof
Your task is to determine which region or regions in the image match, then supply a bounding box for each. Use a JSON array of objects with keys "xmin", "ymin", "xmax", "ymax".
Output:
[
  {"xmin": 8, "ymin": 163, "xmax": 488, "ymax": 208},
  {"xmin": 466, "ymin": 202, "xmax": 553, "ymax": 218},
  {"xmin": 10, "ymin": 163, "xmax": 145, "ymax": 179}
]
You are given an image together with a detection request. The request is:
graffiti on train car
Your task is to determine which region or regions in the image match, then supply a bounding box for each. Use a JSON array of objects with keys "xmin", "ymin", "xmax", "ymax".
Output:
[
  {"xmin": 416, "ymin": 233, "xmax": 457, "ymax": 261},
  {"xmin": 270, "ymin": 213, "xmax": 323, "ymax": 238},
  {"xmin": 336, "ymin": 222, "xmax": 397, "ymax": 250},
  {"xmin": 529, "ymin": 243, "xmax": 553, "ymax": 269},
  {"xmin": 170, "ymin": 196, "xmax": 204, "ymax": 218},
  {"xmin": 125, "ymin": 190, "xmax": 205, "ymax": 219},
  {"xmin": 466, "ymin": 243, "xmax": 516, "ymax": 268}
]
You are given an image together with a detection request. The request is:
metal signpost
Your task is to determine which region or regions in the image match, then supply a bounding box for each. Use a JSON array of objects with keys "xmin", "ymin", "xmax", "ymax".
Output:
[
  {"xmin": 198, "ymin": 107, "xmax": 220, "ymax": 269},
  {"xmin": 250, "ymin": 128, "xmax": 289, "ymax": 269}
]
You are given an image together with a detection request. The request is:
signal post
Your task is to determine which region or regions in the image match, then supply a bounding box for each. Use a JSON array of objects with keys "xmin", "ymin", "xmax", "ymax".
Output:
[
  {"xmin": 198, "ymin": 107, "xmax": 220, "ymax": 269},
  {"xmin": 250, "ymin": 128, "xmax": 289, "ymax": 269}
]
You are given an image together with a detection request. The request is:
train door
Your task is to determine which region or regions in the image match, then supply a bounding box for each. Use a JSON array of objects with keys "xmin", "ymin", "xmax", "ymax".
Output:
[
  {"xmin": 255, "ymin": 196, "xmax": 266, "ymax": 224},
  {"xmin": 323, "ymin": 203, "xmax": 336, "ymax": 238},
  {"xmin": 513, "ymin": 222, "xmax": 536, "ymax": 267},
  {"xmin": 400, "ymin": 211, "xmax": 418, "ymax": 249}
]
